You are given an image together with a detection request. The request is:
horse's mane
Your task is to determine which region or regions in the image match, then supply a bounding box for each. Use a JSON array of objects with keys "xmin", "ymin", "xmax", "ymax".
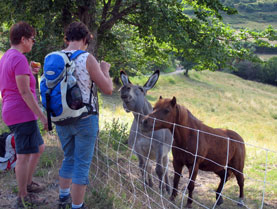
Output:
[
  {"xmin": 187, "ymin": 109, "xmax": 203, "ymax": 124},
  {"xmin": 177, "ymin": 104, "xmax": 203, "ymax": 126}
]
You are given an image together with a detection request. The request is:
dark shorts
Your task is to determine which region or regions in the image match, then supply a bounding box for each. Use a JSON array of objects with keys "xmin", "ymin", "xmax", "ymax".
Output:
[{"xmin": 8, "ymin": 120, "xmax": 44, "ymax": 154}]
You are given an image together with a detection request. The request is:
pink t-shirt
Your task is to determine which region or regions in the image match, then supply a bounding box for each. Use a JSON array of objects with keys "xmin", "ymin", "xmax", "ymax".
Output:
[{"xmin": 0, "ymin": 49, "xmax": 37, "ymax": 125}]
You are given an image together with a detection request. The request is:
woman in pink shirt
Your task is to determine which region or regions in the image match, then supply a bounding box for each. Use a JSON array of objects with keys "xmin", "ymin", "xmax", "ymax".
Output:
[{"xmin": 0, "ymin": 21, "xmax": 48, "ymax": 208}]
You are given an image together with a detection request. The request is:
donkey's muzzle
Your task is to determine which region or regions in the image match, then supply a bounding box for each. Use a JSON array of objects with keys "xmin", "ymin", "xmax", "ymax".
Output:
[{"xmin": 141, "ymin": 118, "xmax": 152, "ymax": 132}]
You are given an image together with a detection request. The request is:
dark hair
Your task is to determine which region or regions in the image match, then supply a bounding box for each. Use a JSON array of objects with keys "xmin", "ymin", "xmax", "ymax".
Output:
[
  {"xmin": 9, "ymin": 21, "xmax": 35, "ymax": 45},
  {"xmin": 65, "ymin": 22, "xmax": 92, "ymax": 45}
]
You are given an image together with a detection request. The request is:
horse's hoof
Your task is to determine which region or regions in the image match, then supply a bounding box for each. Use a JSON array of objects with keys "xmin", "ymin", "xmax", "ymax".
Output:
[
  {"xmin": 216, "ymin": 196, "xmax": 224, "ymax": 206},
  {"xmin": 237, "ymin": 198, "xmax": 244, "ymax": 207}
]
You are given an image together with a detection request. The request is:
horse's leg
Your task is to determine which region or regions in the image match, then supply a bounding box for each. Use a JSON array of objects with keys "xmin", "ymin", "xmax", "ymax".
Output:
[
  {"xmin": 215, "ymin": 169, "xmax": 232, "ymax": 206},
  {"xmin": 162, "ymin": 155, "xmax": 170, "ymax": 194},
  {"xmin": 234, "ymin": 169, "xmax": 245, "ymax": 206},
  {"xmin": 229, "ymin": 150, "xmax": 245, "ymax": 206},
  {"xmin": 170, "ymin": 159, "xmax": 184, "ymax": 201},
  {"xmin": 186, "ymin": 164, "xmax": 200, "ymax": 208}
]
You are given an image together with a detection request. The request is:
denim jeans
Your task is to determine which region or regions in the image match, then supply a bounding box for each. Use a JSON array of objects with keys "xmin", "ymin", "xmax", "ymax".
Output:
[{"xmin": 56, "ymin": 114, "xmax": 99, "ymax": 185}]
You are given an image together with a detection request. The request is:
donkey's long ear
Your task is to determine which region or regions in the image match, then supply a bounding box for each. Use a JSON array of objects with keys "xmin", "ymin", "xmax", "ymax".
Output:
[
  {"xmin": 143, "ymin": 70, "xmax": 160, "ymax": 91},
  {"xmin": 120, "ymin": 70, "xmax": 132, "ymax": 86}
]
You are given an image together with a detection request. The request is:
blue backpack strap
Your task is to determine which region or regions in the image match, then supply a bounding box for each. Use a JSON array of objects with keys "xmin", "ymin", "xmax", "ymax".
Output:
[{"xmin": 69, "ymin": 50, "xmax": 87, "ymax": 61}]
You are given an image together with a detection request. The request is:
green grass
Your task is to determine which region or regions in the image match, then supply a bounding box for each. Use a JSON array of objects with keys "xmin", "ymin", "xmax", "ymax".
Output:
[
  {"xmin": 159, "ymin": 71, "xmax": 277, "ymax": 150},
  {"xmin": 222, "ymin": 5, "xmax": 277, "ymax": 30},
  {"xmin": 100, "ymin": 70, "xmax": 277, "ymax": 208},
  {"xmin": 223, "ymin": 13, "xmax": 277, "ymax": 30},
  {"xmin": 1, "ymin": 70, "xmax": 277, "ymax": 208}
]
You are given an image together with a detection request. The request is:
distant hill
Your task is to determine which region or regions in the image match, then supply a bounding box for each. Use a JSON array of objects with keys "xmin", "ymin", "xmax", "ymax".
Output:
[
  {"xmin": 221, "ymin": 0, "xmax": 277, "ymax": 30},
  {"xmin": 101, "ymin": 69, "xmax": 277, "ymax": 151}
]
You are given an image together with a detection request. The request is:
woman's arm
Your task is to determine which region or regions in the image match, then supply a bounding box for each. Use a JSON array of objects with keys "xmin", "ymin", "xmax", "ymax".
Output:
[
  {"xmin": 86, "ymin": 54, "xmax": 113, "ymax": 95},
  {"xmin": 15, "ymin": 75, "xmax": 48, "ymax": 130}
]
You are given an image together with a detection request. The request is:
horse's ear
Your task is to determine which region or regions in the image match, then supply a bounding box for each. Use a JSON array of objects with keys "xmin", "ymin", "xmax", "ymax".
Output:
[
  {"xmin": 120, "ymin": 70, "xmax": 132, "ymax": 86},
  {"xmin": 159, "ymin": 95, "xmax": 163, "ymax": 100},
  {"xmin": 143, "ymin": 70, "xmax": 160, "ymax": 91},
  {"xmin": 171, "ymin": 96, "xmax": 177, "ymax": 107}
]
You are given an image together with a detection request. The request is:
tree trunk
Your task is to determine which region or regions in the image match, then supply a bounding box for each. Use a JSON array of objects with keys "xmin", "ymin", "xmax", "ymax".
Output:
[
  {"xmin": 184, "ymin": 69, "xmax": 189, "ymax": 76},
  {"xmin": 77, "ymin": 1, "xmax": 99, "ymax": 58},
  {"xmin": 88, "ymin": 29, "xmax": 98, "ymax": 58}
]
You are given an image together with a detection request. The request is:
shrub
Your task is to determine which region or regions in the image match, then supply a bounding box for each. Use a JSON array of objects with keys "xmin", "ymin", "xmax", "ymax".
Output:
[
  {"xmin": 270, "ymin": 112, "xmax": 277, "ymax": 120},
  {"xmin": 100, "ymin": 118, "xmax": 129, "ymax": 152},
  {"xmin": 229, "ymin": 57, "xmax": 277, "ymax": 86},
  {"xmin": 262, "ymin": 57, "xmax": 277, "ymax": 85},
  {"xmin": 86, "ymin": 187, "xmax": 114, "ymax": 209}
]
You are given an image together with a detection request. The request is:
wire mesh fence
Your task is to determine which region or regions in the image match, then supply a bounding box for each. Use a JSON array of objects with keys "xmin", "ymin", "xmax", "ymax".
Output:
[{"xmin": 88, "ymin": 109, "xmax": 277, "ymax": 209}]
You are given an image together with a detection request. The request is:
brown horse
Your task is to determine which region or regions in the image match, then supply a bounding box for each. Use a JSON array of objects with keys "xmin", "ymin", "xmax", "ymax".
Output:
[{"xmin": 142, "ymin": 96, "xmax": 246, "ymax": 208}]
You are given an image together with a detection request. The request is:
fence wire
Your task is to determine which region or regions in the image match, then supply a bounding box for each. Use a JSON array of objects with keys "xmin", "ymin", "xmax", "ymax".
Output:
[{"xmin": 89, "ymin": 108, "xmax": 277, "ymax": 209}]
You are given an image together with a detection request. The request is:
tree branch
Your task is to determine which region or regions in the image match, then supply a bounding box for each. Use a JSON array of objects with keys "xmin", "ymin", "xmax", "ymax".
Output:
[
  {"xmin": 121, "ymin": 17, "xmax": 141, "ymax": 27},
  {"xmin": 101, "ymin": 0, "xmax": 112, "ymax": 25},
  {"xmin": 99, "ymin": 2, "xmax": 139, "ymax": 34}
]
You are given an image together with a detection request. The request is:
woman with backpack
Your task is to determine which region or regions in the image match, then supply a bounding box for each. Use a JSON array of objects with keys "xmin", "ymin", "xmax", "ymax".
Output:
[
  {"xmin": 55, "ymin": 22, "xmax": 113, "ymax": 209},
  {"xmin": 0, "ymin": 21, "xmax": 48, "ymax": 208}
]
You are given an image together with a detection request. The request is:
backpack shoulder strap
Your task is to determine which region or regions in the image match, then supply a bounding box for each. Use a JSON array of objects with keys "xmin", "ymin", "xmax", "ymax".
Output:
[{"xmin": 69, "ymin": 50, "xmax": 87, "ymax": 61}]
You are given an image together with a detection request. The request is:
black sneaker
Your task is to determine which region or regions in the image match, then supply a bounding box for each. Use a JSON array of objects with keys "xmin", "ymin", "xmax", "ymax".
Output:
[
  {"xmin": 58, "ymin": 194, "xmax": 71, "ymax": 209},
  {"xmin": 80, "ymin": 203, "xmax": 86, "ymax": 209}
]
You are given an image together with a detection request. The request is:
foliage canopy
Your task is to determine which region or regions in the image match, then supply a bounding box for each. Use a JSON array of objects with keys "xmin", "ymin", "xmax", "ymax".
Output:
[{"xmin": 0, "ymin": 0, "xmax": 276, "ymax": 78}]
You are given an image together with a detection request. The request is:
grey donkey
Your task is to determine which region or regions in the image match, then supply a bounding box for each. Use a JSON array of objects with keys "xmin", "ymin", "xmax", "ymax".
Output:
[{"xmin": 119, "ymin": 70, "xmax": 172, "ymax": 193}]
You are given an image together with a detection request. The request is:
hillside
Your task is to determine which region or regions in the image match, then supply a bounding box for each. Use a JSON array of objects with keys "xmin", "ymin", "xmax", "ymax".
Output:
[
  {"xmin": 101, "ymin": 70, "xmax": 277, "ymax": 208},
  {"xmin": 1, "ymin": 70, "xmax": 276, "ymax": 149},
  {"xmin": 182, "ymin": 0, "xmax": 277, "ymax": 61},
  {"xmin": 102, "ymin": 70, "xmax": 277, "ymax": 150},
  {"xmin": 0, "ymin": 70, "xmax": 277, "ymax": 208},
  {"xmin": 182, "ymin": 0, "xmax": 277, "ymax": 30},
  {"xmin": 221, "ymin": 0, "xmax": 277, "ymax": 30}
]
